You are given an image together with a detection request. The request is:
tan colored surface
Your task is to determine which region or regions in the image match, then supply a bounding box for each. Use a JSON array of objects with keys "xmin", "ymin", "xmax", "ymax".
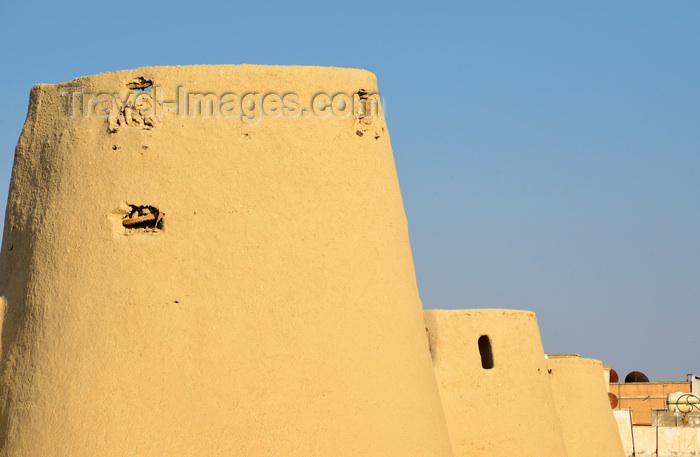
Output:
[
  {"xmin": 613, "ymin": 409, "xmax": 635, "ymax": 456},
  {"xmin": 632, "ymin": 426, "xmax": 657, "ymax": 457},
  {"xmin": 547, "ymin": 357, "xmax": 626, "ymax": 457},
  {"xmin": 610, "ymin": 382, "xmax": 691, "ymax": 425},
  {"xmin": 624, "ymin": 424, "xmax": 700, "ymax": 457},
  {"xmin": 424, "ymin": 309, "xmax": 568, "ymax": 457},
  {"xmin": 655, "ymin": 427, "xmax": 700, "ymax": 456},
  {"xmin": 0, "ymin": 65, "xmax": 454, "ymax": 457}
]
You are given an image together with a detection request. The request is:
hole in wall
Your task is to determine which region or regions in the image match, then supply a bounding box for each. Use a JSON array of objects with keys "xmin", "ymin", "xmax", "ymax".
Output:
[
  {"xmin": 478, "ymin": 335, "xmax": 494, "ymax": 369},
  {"xmin": 126, "ymin": 77, "xmax": 153, "ymax": 91},
  {"xmin": 121, "ymin": 204, "xmax": 164, "ymax": 233}
]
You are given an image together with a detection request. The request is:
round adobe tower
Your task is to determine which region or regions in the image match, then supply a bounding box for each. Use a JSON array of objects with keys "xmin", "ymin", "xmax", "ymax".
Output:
[
  {"xmin": 547, "ymin": 356, "xmax": 625, "ymax": 457},
  {"xmin": 424, "ymin": 309, "xmax": 568, "ymax": 457},
  {"xmin": 0, "ymin": 65, "xmax": 454, "ymax": 457}
]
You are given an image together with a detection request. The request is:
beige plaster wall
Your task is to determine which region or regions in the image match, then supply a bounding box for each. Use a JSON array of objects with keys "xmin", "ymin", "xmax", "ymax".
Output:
[
  {"xmin": 0, "ymin": 65, "xmax": 454, "ymax": 457},
  {"xmin": 619, "ymin": 422, "xmax": 700, "ymax": 457},
  {"xmin": 632, "ymin": 426, "xmax": 658, "ymax": 457},
  {"xmin": 656, "ymin": 426, "xmax": 700, "ymax": 456},
  {"xmin": 613, "ymin": 409, "xmax": 635, "ymax": 456},
  {"xmin": 547, "ymin": 357, "xmax": 626, "ymax": 457},
  {"xmin": 424, "ymin": 309, "xmax": 568, "ymax": 457}
]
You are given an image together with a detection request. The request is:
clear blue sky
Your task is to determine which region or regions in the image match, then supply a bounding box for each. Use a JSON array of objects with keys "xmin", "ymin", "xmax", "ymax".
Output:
[{"xmin": 0, "ymin": 1, "xmax": 698, "ymax": 381}]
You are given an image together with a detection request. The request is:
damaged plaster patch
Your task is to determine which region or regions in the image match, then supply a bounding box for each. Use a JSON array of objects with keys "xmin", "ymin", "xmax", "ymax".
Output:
[
  {"xmin": 107, "ymin": 77, "xmax": 158, "ymax": 133},
  {"xmin": 353, "ymin": 88, "xmax": 384, "ymax": 140}
]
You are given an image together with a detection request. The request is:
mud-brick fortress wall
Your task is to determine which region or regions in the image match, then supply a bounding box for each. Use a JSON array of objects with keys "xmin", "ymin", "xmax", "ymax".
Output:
[
  {"xmin": 547, "ymin": 356, "xmax": 626, "ymax": 457},
  {"xmin": 0, "ymin": 65, "xmax": 454, "ymax": 457},
  {"xmin": 424, "ymin": 309, "xmax": 568, "ymax": 457},
  {"xmin": 424, "ymin": 309, "xmax": 627, "ymax": 457},
  {"xmin": 0, "ymin": 65, "xmax": 629, "ymax": 457}
]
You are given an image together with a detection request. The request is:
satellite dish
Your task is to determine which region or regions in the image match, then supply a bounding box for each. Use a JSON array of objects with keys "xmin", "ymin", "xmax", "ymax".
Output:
[
  {"xmin": 609, "ymin": 368, "xmax": 619, "ymax": 383},
  {"xmin": 625, "ymin": 371, "xmax": 650, "ymax": 383},
  {"xmin": 608, "ymin": 392, "xmax": 619, "ymax": 409}
]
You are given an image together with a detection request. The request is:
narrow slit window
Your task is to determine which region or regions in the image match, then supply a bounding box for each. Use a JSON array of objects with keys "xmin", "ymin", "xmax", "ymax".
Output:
[{"xmin": 478, "ymin": 335, "xmax": 494, "ymax": 369}]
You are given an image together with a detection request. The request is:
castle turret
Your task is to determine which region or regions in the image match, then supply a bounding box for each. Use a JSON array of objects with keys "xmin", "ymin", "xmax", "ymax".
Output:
[
  {"xmin": 0, "ymin": 65, "xmax": 454, "ymax": 457},
  {"xmin": 547, "ymin": 356, "xmax": 626, "ymax": 457},
  {"xmin": 424, "ymin": 309, "xmax": 569, "ymax": 457}
]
